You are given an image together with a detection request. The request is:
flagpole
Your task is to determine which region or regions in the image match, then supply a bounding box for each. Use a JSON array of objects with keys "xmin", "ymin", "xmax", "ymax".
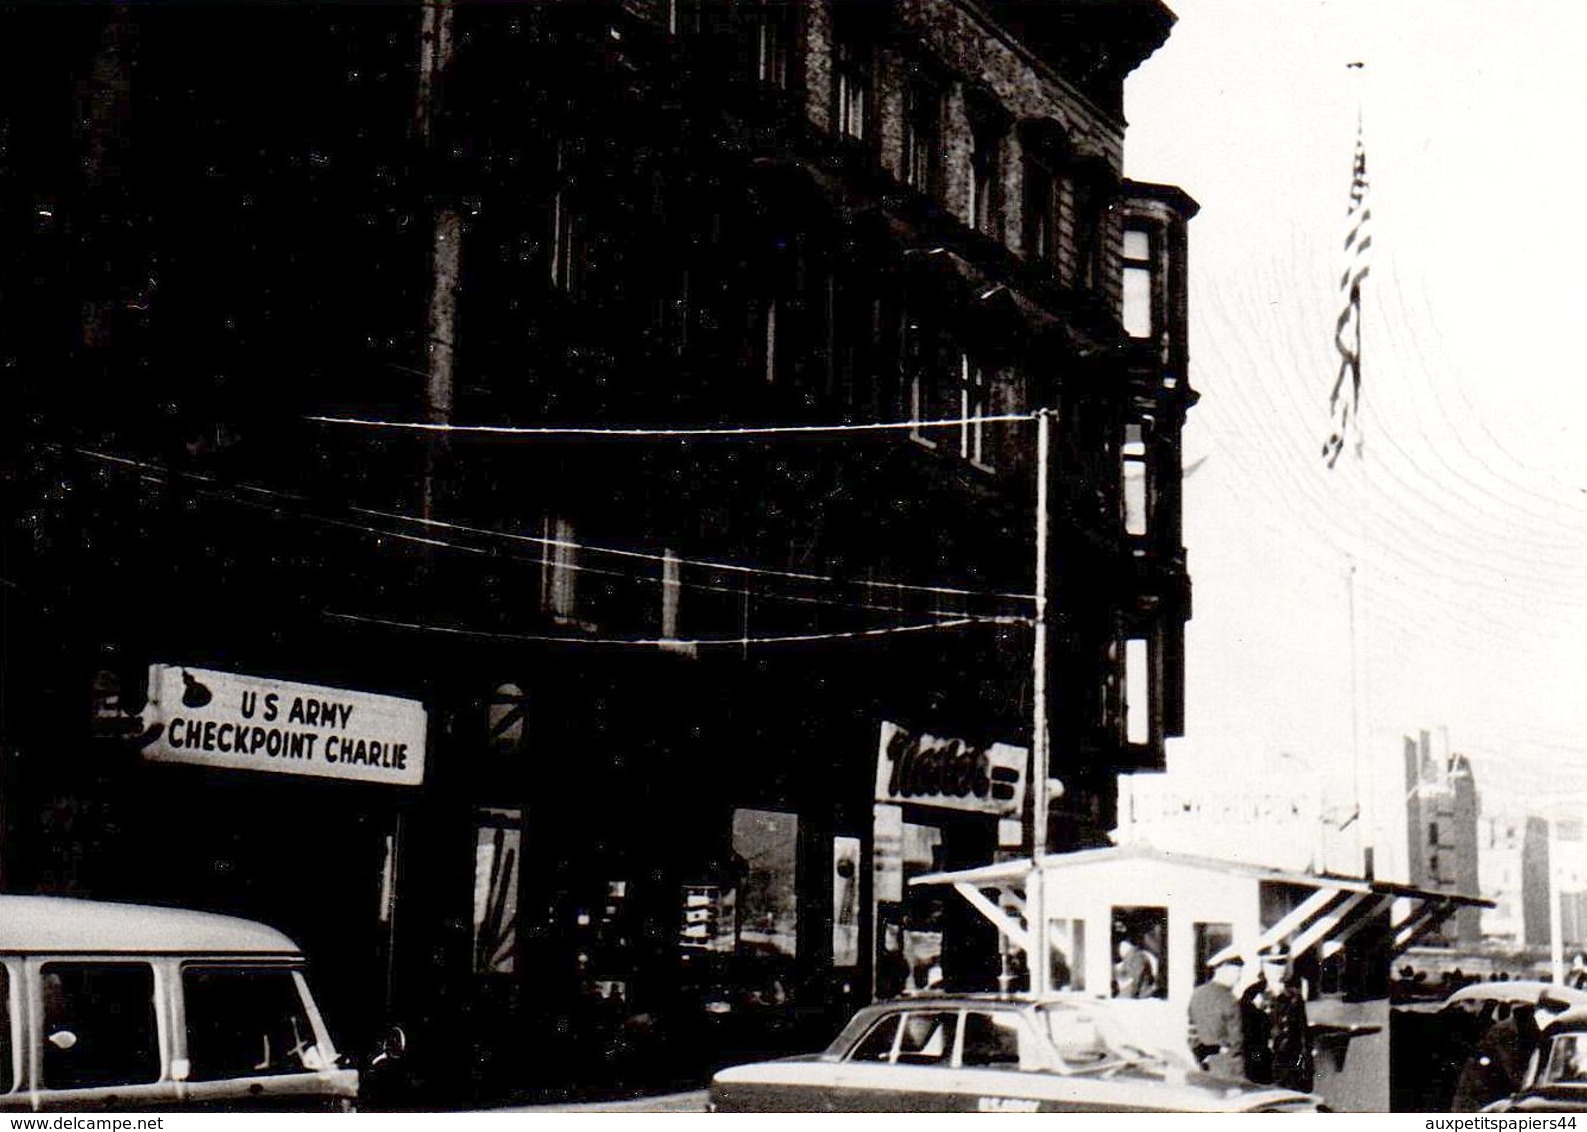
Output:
[
  {"xmin": 1329, "ymin": 62, "xmax": 1374, "ymax": 879},
  {"xmin": 1028, "ymin": 407, "xmax": 1052, "ymax": 996}
]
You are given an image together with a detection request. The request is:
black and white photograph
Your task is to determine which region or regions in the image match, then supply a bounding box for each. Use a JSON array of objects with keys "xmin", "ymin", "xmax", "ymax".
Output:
[{"xmin": 0, "ymin": 0, "xmax": 1581, "ymax": 1115}]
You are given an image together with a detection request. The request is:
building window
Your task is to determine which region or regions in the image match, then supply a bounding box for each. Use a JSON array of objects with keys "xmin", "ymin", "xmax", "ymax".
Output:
[
  {"xmin": 1050, "ymin": 918, "xmax": 1085, "ymax": 991},
  {"xmin": 1072, "ymin": 174, "xmax": 1106, "ymax": 292},
  {"xmin": 1122, "ymin": 423, "xmax": 1148, "ymax": 537},
  {"xmin": 906, "ymin": 320, "xmax": 951, "ymax": 447},
  {"xmin": 543, "ymin": 516, "xmax": 579, "ymax": 623},
  {"xmin": 1024, "ymin": 159, "xmax": 1056, "ymax": 265},
  {"xmin": 959, "ymin": 353, "xmax": 992, "ymax": 469},
  {"xmin": 1111, "ymin": 906, "xmax": 1166, "ymax": 999},
  {"xmin": 667, "ymin": 0, "xmax": 703, "ymax": 36},
  {"xmin": 1122, "ymin": 225, "xmax": 1155, "ymax": 338},
  {"xmin": 834, "ymin": 39, "xmax": 871, "ymax": 142},
  {"xmin": 1125, "ymin": 636, "xmax": 1150, "ymax": 746},
  {"xmin": 901, "ymin": 81, "xmax": 942, "ymax": 192},
  {"xmin": 733, "ymin": 808, "xmax": 799, "ymax": 958},
  {"xmin": 762, "ymin": 298, "xmax": 779, "ymax": 384},
  {"xmin": 968, "ymin": 120, "xmax": 1003, "ymax": 238},
  {"xmin": 1429, "ymin": 821, "xmax": 1441, "ymax": 846},
  {"xmin": 549, "ymin": 137, "xmax": 586, "ymax": 294},
  {"xmin": 752, "ymin": 3, "xmax": 791, "ymax": 88}
]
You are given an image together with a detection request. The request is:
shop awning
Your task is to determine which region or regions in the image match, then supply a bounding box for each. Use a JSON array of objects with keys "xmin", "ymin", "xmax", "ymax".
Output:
[{"xmin": 912, "ymin": 844, "xmax": 1490, "ymax": 968}]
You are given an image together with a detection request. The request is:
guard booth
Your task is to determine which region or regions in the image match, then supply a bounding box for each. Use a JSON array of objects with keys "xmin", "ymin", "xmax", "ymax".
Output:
[{"xmin": 913, "ymin": 844, "xmax": 1489, "ymax": 1113}]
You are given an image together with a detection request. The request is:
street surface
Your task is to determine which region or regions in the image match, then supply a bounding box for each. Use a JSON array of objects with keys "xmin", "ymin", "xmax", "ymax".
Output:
[{"xmin": 503, "ymin": 1089, "xmax": 709, "ymax": 1112}]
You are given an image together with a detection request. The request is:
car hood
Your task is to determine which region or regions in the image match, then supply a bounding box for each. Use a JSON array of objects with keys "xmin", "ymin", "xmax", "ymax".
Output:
[{"xmin": 711, "ymin": 1058, "xmax": 1315, "ymax": 1112}]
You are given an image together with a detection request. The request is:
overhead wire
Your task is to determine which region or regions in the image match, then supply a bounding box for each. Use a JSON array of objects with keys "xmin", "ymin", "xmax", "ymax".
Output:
[
  {"xmin": 66, "ymin": 445, "xmax": 1037, "ymax": 610},
  {"xmin": 325, "ymin": 610, "xmax": 1029, "ymax": 648},
  {"xmin": 306, "ymin": 411, "xmax": 1037, "ymax": 438}
]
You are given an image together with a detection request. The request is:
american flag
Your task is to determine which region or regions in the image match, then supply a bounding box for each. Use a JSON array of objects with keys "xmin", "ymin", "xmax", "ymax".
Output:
[{"xmin": 1324, "ymin": 121, "xmax": 1371, "ymax": 468}]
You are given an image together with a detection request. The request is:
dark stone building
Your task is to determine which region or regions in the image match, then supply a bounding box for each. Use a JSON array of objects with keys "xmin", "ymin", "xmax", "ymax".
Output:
[{"xmin": 0, "ymin": 0, "xmax": 1196, "ymax": 1104}]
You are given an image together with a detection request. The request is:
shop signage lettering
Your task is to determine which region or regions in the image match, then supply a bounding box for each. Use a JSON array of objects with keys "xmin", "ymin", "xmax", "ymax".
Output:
[
  {"xmin": 873, "ymin": 721, "xmax": 1026, "ymax": 817},
  {"xmin": 142, "ymin": 665, "xmax": 426, "ymax": 786}
]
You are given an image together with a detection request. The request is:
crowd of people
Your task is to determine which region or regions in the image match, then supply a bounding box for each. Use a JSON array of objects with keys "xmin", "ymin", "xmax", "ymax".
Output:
[{"xmin": 1185, "ymin": 950, "xmax": 1315, "ymax": 1093}]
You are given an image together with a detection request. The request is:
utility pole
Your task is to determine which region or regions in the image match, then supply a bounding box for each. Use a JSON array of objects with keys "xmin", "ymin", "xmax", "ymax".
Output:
[{"xmin": 1028, "ymin": 408, "xmax": 1053, "ymax": 994}]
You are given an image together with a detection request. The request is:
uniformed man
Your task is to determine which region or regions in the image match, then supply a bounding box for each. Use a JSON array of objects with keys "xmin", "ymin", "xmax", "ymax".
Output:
[{"xmin": 1187, "ymin": 957, "xmax": 1245, "ymax": 1077}]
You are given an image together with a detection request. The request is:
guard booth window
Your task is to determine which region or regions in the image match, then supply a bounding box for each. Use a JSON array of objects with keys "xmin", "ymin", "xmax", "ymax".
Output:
[
  {"xmin": 40, "ymin": 962, "xmax": 159, "ymax": 1090},
  {"xmin": 183, "ymin": 966, "xmax": 321, "ymax": 1080}
]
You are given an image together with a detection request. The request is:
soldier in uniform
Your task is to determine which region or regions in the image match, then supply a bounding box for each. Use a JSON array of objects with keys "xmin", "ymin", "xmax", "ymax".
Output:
[
  {"xmin": 1187, "ymin": 957, "xmax": 1245, "ymax": 1078},
  {"xmin": 1254, "ymin": 950, "xmax": 1314, "ymax": 1094}
]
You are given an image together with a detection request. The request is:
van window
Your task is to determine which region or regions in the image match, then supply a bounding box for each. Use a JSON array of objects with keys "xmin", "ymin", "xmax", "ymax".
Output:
[
  {"xmin": 0, "ymin": 964, "xmax": 12, "ymax": 1092},
  {"xmin": 183, "ymin": 967, "xmax": 321, "ymax": 1081},
  {"xmin": 40, "ymin": 962, "xmax": 160, "ymax": 1090}
]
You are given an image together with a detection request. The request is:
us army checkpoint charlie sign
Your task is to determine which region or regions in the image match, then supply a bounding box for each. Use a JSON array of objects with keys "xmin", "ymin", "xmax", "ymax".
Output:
[{"xmin": 142, "ymin": 664, "xmax": 426, "ymax": 786}]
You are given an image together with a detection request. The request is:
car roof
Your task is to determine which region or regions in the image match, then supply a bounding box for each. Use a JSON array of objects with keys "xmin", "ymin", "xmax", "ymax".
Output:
[
  {"xmin": 0, "ymin": 895, "xmax": 302, "ymax": 956},
  {"xmin": 1447, "ymin": 982, "xmax": 1587, "ymax": 1010}
]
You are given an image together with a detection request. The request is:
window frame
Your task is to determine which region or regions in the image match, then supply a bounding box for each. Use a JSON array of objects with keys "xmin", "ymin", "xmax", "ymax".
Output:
[
  {"xmin": 968, "ymin": 120, "xmax": 1004, "ymax": 239},
  {"xmin": 33, "ymin": 958, "xmax": 166, "ymax": 1096},
  {"xmin": 1121, "ymin": 223, "xmax": 1157, "ymax": 339},
  {"xmin": 832, "ymin": 36, "xmax": 872, "ymax": 144},
  {"xmin": 177, "ymin": 963, "xmax": 327, "ymax": 1083},
  {"xmin": 901, "ymin": 78, "xmax": 944, "ymax": 194}
]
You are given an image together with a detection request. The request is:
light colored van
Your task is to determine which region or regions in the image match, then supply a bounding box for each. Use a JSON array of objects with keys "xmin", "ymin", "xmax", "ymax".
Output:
[{"xmin": 0, "ymin": 895, "xmax": 358, "ymax": 1110}]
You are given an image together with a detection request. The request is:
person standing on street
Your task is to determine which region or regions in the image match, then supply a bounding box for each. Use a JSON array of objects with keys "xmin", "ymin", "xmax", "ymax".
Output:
[
  {"xmin": 1187, "ymin": 957, "xmax": 1246, "ymax": 1078},
  {"xmin": 1260, "ymin": 951, "xmax": 1315, "ymax": 1094}
]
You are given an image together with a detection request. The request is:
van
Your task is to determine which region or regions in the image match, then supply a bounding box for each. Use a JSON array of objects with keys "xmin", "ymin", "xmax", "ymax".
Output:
[{"xmin": 0, "ymin": 895, "xmax": 358, "ymax": 1110}]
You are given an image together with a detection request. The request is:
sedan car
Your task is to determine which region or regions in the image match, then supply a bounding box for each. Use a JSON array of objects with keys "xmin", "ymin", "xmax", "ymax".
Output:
[{"xmin": 708, "ymin": 994, "xmax": 1321, "ymax": 1112}]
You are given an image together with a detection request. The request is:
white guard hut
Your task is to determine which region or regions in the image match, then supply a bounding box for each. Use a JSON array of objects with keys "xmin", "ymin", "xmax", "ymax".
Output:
[{"xmin": 912, "ymin": 844, "xmax": 1488, "ymax": 1112}]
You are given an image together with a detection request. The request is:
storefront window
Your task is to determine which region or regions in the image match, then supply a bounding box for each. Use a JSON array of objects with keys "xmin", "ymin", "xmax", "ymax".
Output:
[
  {"xmin": 733, "ymin": 809, "xmax": 798, "ymax": 957},
  {"xmin": 472, "ymin": 809, "xmax": 521, "ymax": 975},
  {"xmin": 833, "ymin": 836, "xmax": 861, "ymax": 967}
]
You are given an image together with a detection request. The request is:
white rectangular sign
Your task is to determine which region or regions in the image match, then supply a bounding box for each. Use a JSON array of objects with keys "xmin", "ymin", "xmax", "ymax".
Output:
[
  {"xmin": 874, "ymin": 720, "xmax": 1027, "ymax": 817},
  {"xmin": 143, "ymin": 665, "xmax": 426, "ymax": 786}
]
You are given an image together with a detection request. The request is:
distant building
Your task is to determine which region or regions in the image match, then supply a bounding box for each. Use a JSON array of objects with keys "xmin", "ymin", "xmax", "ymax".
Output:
[
  {"xmin": 1403, "ymin": 730, "xmax": 1481, "ymax": 948},
  {"xmin": 1477, "ymin": 813, "xmax": 1549, "ymax": 948}
]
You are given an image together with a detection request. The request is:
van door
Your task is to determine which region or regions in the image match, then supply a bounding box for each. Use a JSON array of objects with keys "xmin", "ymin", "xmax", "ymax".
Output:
[
  {"xmin": 176, "ymin": 964, "xmax": 354, "ymax": 1111},
  {"xmin": 0, "ymin": 961, "xmax": 25, "ymax": 1111},
  {"xmin": 30, "ymin": 960, "xmax": 179, "ymax": 1110}
]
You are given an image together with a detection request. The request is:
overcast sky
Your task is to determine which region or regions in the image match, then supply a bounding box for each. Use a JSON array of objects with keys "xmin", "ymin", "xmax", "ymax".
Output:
[{"xmin": 1123, "ymin": 1, "xmax": 1587, "ymax": 854}]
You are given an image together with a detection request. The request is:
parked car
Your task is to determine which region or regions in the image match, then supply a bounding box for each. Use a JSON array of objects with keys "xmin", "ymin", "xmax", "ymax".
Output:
[
  {"xmin": 0, "ymin": 894, "xmax": 358, "ymax": 1110},
  {"xmin": 1442, "ymin": 981, "xmax": 1587, "ymax": 1025},
  {"xmin": 1482, "ymin": 1005, "xmax": 1587, "ymax": 1113},
  {"xmin": 708, "ymin": 993, "xmax": 1322, "ymax": 1112}
]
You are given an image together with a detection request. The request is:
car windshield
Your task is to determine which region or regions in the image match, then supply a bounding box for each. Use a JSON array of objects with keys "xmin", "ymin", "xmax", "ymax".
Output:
[{"xmin": 1538, "ymin": 1034, "xmax": 1587, "ymax": 1086}]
